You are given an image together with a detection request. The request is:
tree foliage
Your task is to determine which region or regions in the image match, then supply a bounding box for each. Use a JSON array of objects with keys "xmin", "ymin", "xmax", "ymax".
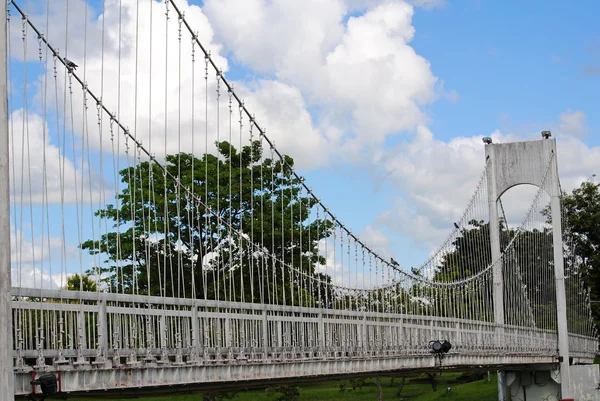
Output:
[
  {"xmin": 560, "ymin": 179, "xmax": 600, "ymax": 327},
  {"xmin": 81, "ymin": 141, "xmax": 334, "ymax": 305},
  {"xmin": 64, "ymin": 274, "xmax": 98, "ymax": 292},
  {"xmin": 266, "ymin": 385, "xmax": 301, "ymax": 401},
  {"xmin": 433, "ymin": 177, "xmax": 600, "ymax": 332},
  {"xmin": 433, "ymin": 219, "xmax": 556, "ymax": 326}
]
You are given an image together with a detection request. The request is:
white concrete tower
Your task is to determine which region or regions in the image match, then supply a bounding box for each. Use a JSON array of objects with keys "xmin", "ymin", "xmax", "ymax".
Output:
[{"xmin": 484, "ymin": 136, "xmax": 570, "ymax": 399}]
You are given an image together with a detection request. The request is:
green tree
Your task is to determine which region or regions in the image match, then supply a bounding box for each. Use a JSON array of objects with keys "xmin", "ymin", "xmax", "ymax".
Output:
[
  {"xmin": 559, "ymin": 179, "xmax": 600, "ymax": 327},
  {"xmin": 433, "ymin": 219, "xmax": 496, "ymax": 321},
  {"xmin": 64, "ymin": 274, "xmax": 98, "ymax": 292},
  {"xmin": 265, "ymin": 385, "xmax": 301, "ymax": 401},
  {"xmin": 81, "ymin": 141, "xmax": 334, "ymax": 305},
  {"xmin": 433, "ymin": 219, "xmax": 556, "ymax": 327}
]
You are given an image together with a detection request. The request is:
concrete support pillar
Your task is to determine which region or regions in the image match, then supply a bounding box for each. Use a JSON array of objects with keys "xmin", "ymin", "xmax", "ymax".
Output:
[
  {"xmin": 485, "ymin": 145, "xmax": 505, "ymax": 326},
  {"xmin": 497, "ymin": 371, "xmax": 507, "ymax": 401},
  {"xmin": 484, "ymin": 138, "xmax": 570, "ymax": 400},
  {"xmin": 485, "ymin": 145, "xmax": 506, "ymax": 401},
  {"xmin": 551, "ymin": 173, "xmax": 571, "ymax": 397},
  {"xmin": 0, "ymin": 1, "xmax": 14, "ymax": 400}
]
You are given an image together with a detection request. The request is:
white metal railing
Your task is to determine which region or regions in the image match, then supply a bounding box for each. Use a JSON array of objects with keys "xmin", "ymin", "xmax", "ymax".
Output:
[{"xmin": 10, "ymin": 287, "xmax": 595, "ymax": 370}]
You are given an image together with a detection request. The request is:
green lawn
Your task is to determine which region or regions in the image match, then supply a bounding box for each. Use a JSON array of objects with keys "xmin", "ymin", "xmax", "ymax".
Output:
[{"xmin": 64, "ymin": 372, "xmax": 499, "ymax": 401}]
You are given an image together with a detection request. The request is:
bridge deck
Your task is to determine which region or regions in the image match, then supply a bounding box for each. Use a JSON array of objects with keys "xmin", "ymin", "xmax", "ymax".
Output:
[
  {"xmin": 10, "ymin": 288, "xmax": 597, "ymax": 395},
  {"xmin": 14, "ymin": 354, "xmax": 572, "ymax": 395}
]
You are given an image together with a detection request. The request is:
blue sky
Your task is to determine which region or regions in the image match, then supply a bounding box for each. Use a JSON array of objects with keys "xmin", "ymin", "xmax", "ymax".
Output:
[
  {"xmin": 410, "ymin": 1, "xmax": 600, "ymax": 145},
  {"xmin": 292, "ymin": 0, "xmax": 600, "ymax": 266},
  {"xmin": 7, "ymin": 0, "xmax": 600, "ymax": 287}
]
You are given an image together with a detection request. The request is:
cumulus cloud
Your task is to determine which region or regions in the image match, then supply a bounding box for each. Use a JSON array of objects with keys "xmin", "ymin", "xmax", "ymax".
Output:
[
  {"xmin": 12, "ymin": 265, "xmax": 65, "ymax": 289},
  {"xmin": 9, "ymin": 0, "xmax": 445, "ymax": 179},
  {"xmin": 316, "ymin": 237, "xmax": 382, "ymax": 289},
  {"xmin": 360, "ymin": 225, "xmax": 392, "ymax": 258},
  {"xmin": 9, "ymin": 109, "xmax": 107, "ymax": 204},
  {"xmin": 375, "ymin": 125, "xmax": 498, "ymax": 247},
  {"xmin": 557, "ymin": 110, "xmax": 588, "ymax": 139},
  {"xmin": 203, "ymin": 0, "xmax": 439, "ymax": 157},
  {"xmin": 236, "ymin": 80, "xmax": 329, "ymax": 169},
  {"xmin": 11, "ymin": 0, "xmax": 329, "ymax": 171},
  {"xmin": 12, "ymin": 0, "xmax": 599, "ymax": 280},
  {"xmin": 10, "ymin": 225, "xmax": 74, "ymax": 289},
  {"xmin": 312, "ymin": 224, "xmax": 399, "ymax": 290},
  {"xmin": 372, "ymin": 117, "xmax": 600, "ymax": 252}
]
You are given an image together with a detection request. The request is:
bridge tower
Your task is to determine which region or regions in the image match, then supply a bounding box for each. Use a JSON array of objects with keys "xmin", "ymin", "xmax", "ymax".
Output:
[
  {"xmin": 485, "ymin": 137, "xmax": 570, "ymax": 400},
  {"xmin": 0, "ymin": 1, "xmax": 15, "ymax": 400}
]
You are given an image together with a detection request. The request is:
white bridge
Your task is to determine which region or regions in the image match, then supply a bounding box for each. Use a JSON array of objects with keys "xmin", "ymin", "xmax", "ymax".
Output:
[{"xmin": 0, "ymin": 0, "xmax": 597, "ymax": 400}]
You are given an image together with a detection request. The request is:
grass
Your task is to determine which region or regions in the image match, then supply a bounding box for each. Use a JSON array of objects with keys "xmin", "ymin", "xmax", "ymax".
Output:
[{"xmin": 64, "ymin": 372, "xmax": 499, "ymax": 401}]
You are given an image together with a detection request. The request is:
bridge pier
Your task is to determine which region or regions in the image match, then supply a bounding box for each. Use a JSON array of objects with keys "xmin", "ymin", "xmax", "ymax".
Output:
[
  {"xmin": 506, "ymin": 370, "xmax": 561, "ymax": 400},
  {"xmin": 506, "ymin": 365, "xmax": 600, "ymax": 401},
  {"xmin": 497, "ymin": 371, "xmax": 507, "ymax": 401}
]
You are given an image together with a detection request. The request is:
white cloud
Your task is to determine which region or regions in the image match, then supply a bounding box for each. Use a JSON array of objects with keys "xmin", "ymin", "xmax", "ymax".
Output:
[
  {"xmin": 202, "ymin": 0, "xmax": 346, "ymax": 75},
  {"xmin": 9, "ymin": 0, "xmax": 444, "ymax": 184},
  {"xmin": 555, "ymin": 136, "xmax": 600, "ymax": 190},
  {"xmin": 323, "ymin": 2, "xmax": 437, "ymax": 142},
  {"xmin": 372, "ymin": 117, "xmax": 600, "ymax": 252},
  {"xmin": 407, "ymin": 0, "xmax": 446, "ymax": 8},
  {"xmin": 12, "ymin": 1, "xmax": 599, "ymax": 279},
  {"xmin": 9, "ymin": 109, "xmax": 108, "ymax": 204},
  {"xmin": 11, "ymin": 0, "xmax": 328, "ymax": 171},
  {"xmin": 374, "ymin": 125, "xmax": 495, "ymax": 248},
  {"xmin": 236, "ymin": 80, "xmax": 329, "ymax": 169},
  {"xmin": 12, "ymin": 264, "xmax": 65, "ymax": 289},
  {"xmin": 10, "ymin": 225, "xmax": 73, "ymax": 289},
  {"xmin": 360, "ymin": 225, "xmax": 392, "ymax": 259},
  {"xmin": 557, "ymin": 110, "xmax": 588, "ymax": 139},
  {"xmin": 316, "ymin": 226, "xmax": 399, "ymax": 290},
  {"xmin": 203, "ymin": 0, "xmax": 439, "ymax": 158}
]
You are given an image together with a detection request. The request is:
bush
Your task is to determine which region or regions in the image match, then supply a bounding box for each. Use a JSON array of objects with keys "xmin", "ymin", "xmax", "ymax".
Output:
[
  {"xmin": 265, "ymin": 385, "xmax": 302, "ymax": 401},
  {"xmin": 455, "ymin": 371, "xmax": 487, "ymax": 384}
]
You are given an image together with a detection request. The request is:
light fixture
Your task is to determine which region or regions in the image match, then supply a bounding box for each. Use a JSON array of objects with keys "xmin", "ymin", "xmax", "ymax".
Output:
[
  {"xmin": 429, "ymin": 340, "xmax": 452, "ymax": 354},
  {"xmin": 30, "ymin": 374, "xmax": 58, "ymax": 401},
  {"xmin": 482, "ymin": 137, "xmax": 493, "ymax": 144},
  {"xmin": 541, "ymin": 130, "xmax": 552, "ymax": 139}
]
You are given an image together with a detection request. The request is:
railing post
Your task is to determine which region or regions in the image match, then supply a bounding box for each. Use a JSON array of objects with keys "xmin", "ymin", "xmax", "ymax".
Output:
[
  {"xmin": 112, "ymin": 323, "xmax": 121, "ymax": 367},
  {"xmin": 224, "ymin": 317, "xmax": 231, "ymax": 347},
  {"xmin": 96, "ymin": 300, "xmax": 108, "ymax": 363},
  {"xmin": 203, "ymin": 317, "xmax": 210, "ymax": 361},
  {"xmin": 275, "ymin": 320, "xmax": 280, "ymax": 347},
  {"xmin": 74, "ymin": 310, "xmax": 89, "ymax": 366},
  {"xmin": 318, "ymin": 311, "xmax": 324, "ymax": 357},
  {"xmin": 191, "ymin": 306, "xmax": 199, "ymax": 363},
  {"xmin": 361, "ymin": 312, "xmax": 367, "ymax": 356},
  {"xmin": 159, "ymin": 315, "xmax": 169, "ymax": 364},
  {"xmin": 0, "ymin": 0, "xmax": 14, "ymax": 397},
  {"xmin": 262, "ymin": 310, "xmax": 268, "ymax": 355},
  {"xmin": 35, "ymin": 327, "xmax": 46, "ymax": 368},
  {"xmin": 455, "ymin": 321, "xmax": 461, "ymax": 350},
  {"xmin": 225, "ymin": 316, "xmax": 232, "ymax": 360}
]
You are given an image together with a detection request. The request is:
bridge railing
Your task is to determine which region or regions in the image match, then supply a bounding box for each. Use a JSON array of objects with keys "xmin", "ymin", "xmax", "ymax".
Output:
[{"xmin": 11, "ymin": 287, "xmax": 588, "ymax": 370}]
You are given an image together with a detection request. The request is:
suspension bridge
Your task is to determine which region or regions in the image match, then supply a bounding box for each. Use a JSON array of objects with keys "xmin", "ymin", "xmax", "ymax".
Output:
[{"xmin": 0, "ymin": 1, "xmax": 598, "ymax": 400}]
